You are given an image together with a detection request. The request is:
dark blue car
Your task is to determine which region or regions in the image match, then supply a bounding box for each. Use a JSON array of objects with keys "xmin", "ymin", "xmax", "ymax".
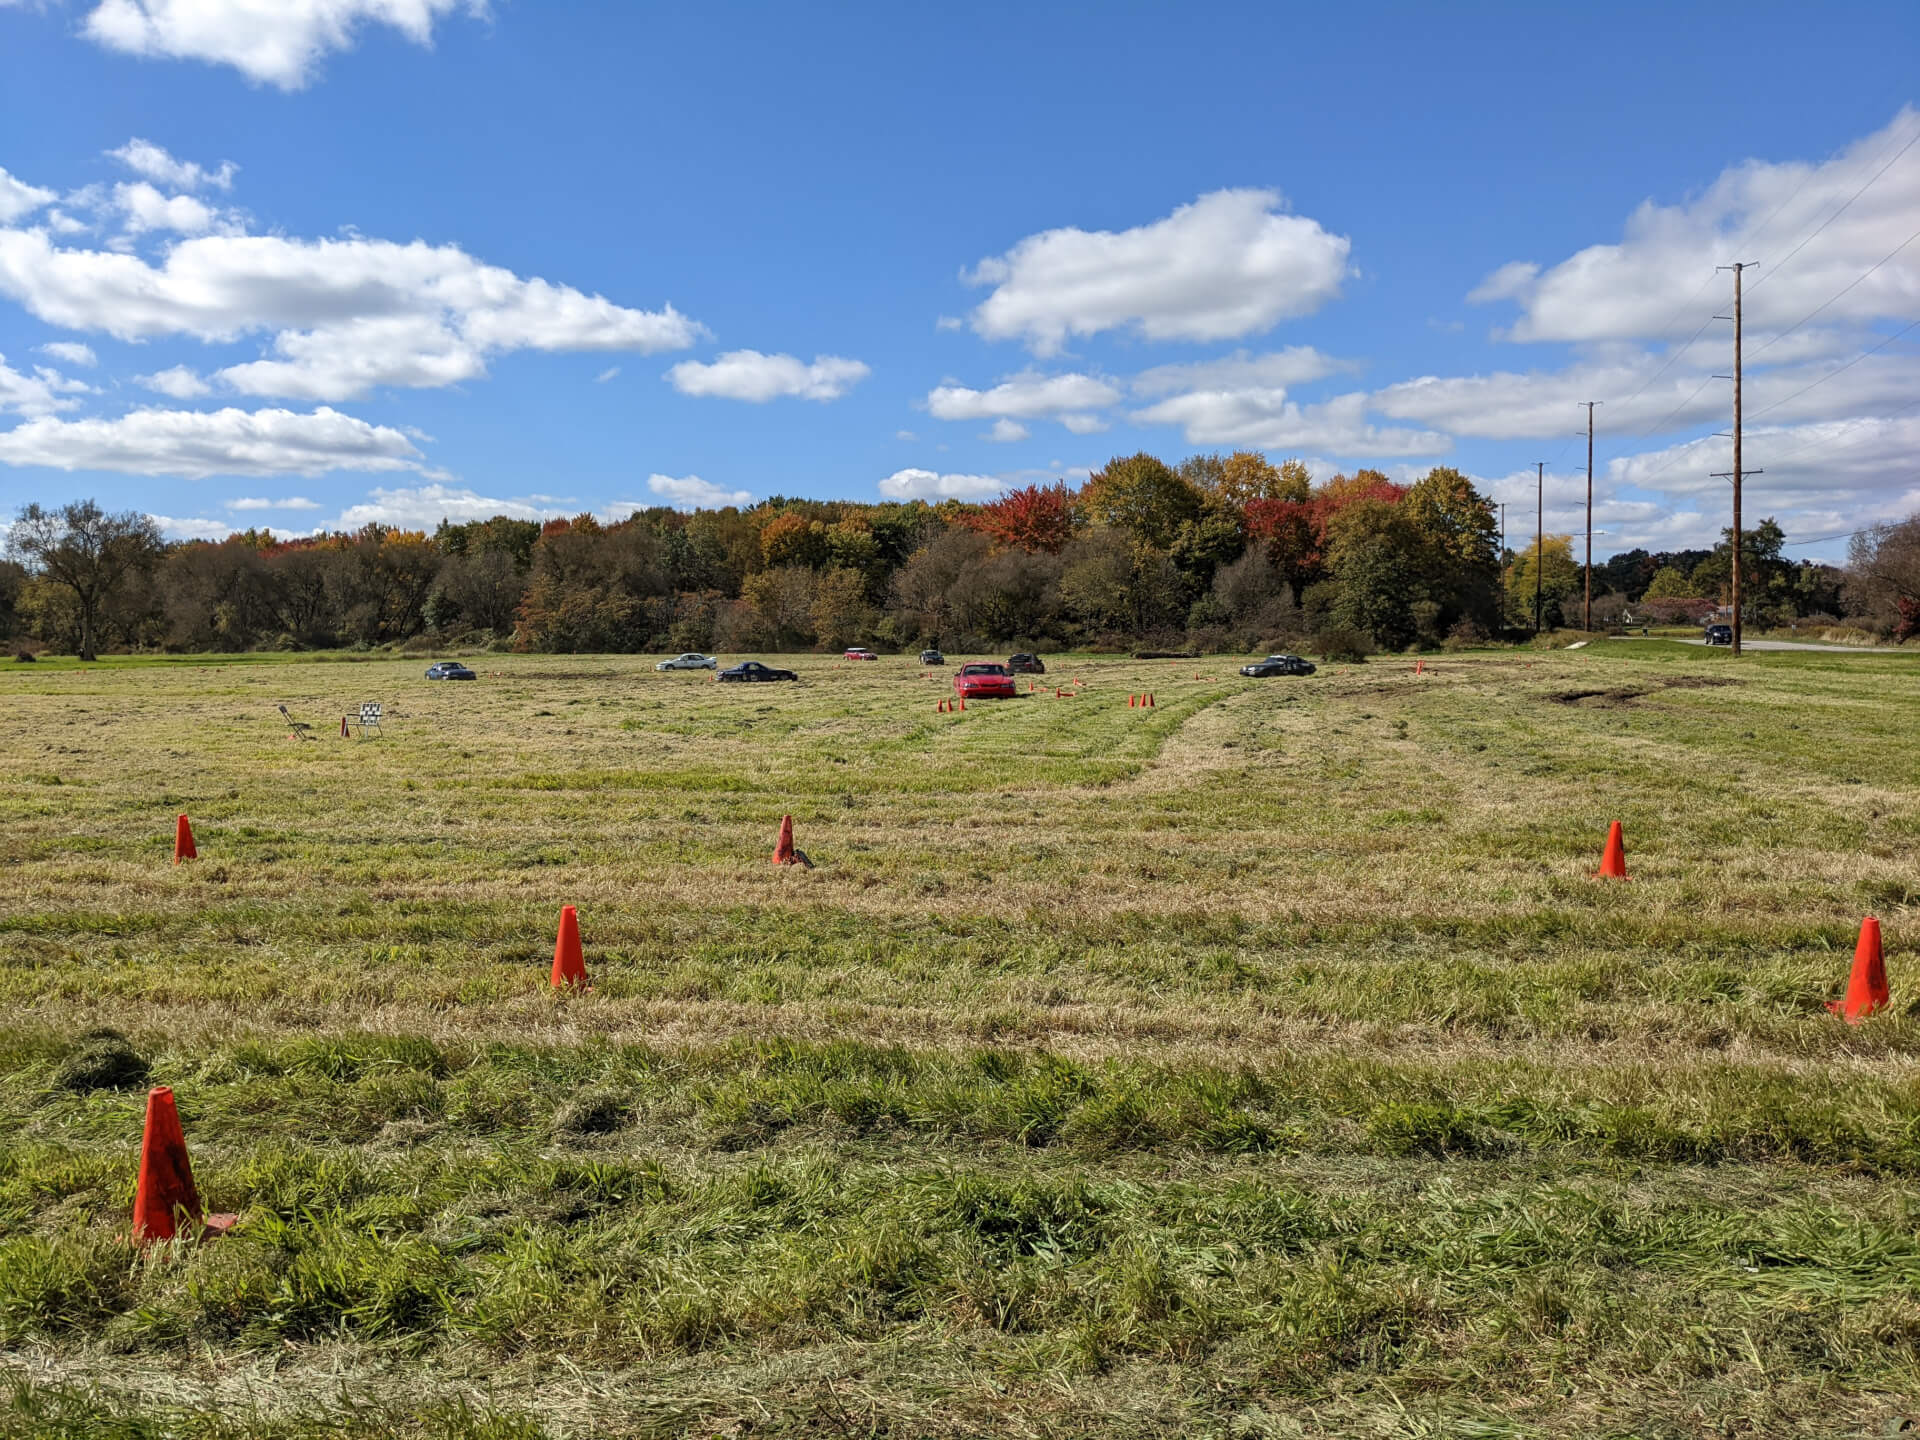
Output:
[{"xmin": 425, "ymin": 661, "xmax": 477, "ymax": 680}]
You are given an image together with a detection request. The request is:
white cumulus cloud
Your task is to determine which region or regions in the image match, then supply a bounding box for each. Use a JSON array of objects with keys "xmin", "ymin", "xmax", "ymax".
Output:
[
  {"xmin": 108, "ymin": 138, "xmax": 237, "ymax": 191},
  {"xmin": 985, "ymin": 419, "xmax": 1029, "ymax": 443},
  {"xmin": 0, "ymin": 353, "xmax": 91, "ymax": 418},
  {"xmin": 334, "ymin": 483, "xmax": 562, "ymax": 530},
  {"xmin": 666, "ymin": 350, "xmax": 870, "ymax": 403},
  {"xmin": 1130, "ymin": 346, "xmax": 1350, "ymax": 398},
  {"xmin": 0, "ymin": 405, "xmax": 424, "ymax": 478},
  {"xmin": 1470, "ymin": 107, "xmax": 1920, "ymax": 344},
  {"xmin": 965, "ymin": 189, "xmax": 1350, "ymax": 355},
  {"xmin": 1131, "ymin": 388, "xmax": 1449, "ymax": 458},
  {"xmin": 878, "ymin": 468, "xmax": 1007, "ymax": 502},
  {"xmin": 925, "ymin": 370, "xmax": 1121, "ymax": 435},
  {"xmin": 226, "ymin": 495, "xmax": 320, "ymax": 510},
  {"xmin": 0, "ymin": 228, "xmax": 706, "ymax": 401},
  {"xmin": 38, "ymin": 342, "xmax": 98, "ymax": 368},
  {"xmin": 0, "ymin": 168, "xmax": 56, "ymax": 224},
  {"xmin": 646, "ymin": 473, "xmax": 753, "ymax": 509},
  {"xmin": 82, "ymin": 0, "xmax": 488, "ymax": 90},
  {"xmin": 137, "ymin": 365, "xmax": 213, "ymax": 398}
]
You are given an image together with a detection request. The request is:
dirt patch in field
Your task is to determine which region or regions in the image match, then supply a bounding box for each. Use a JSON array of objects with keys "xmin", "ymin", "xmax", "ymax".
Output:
[{"xmin": 1550, "ymin": 674, "xmax": 1741, "ymax": 708}]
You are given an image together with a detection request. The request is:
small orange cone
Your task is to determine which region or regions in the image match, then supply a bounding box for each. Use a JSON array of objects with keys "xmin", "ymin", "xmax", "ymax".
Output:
[
  {"xmin": 132, "ymin": 1086, "xmax": 233, "ymax": 1243},
  {"xmin": 1129, "ymin": 694, "xmax": 1137, "ymax": 707},
  {"xmin": 1147, "ymin": 693, "xmax": 1155, "ymax": 708},
  {"xmin": 958, "ymin": 697, "xmax": 965, "ymax": 712},
  {"xmin": 173, "ymin": 814, "xmax": 197, "ymax": 863},
  {"xmin": 1595, "ymin": 821, "xmax": 1627, "ymax": 879},
  {"xmin": 550, "ymin": 904, "xmax": 588, "ymax": 989},
  {"xmin": 1416, "ymin": 659, "xmax": 1425, "ymax": 675},
  {"xmin": 1829, "ymin": 917, "xmax": 1890, "ymax": 1023},
  {"xmin": 773, "ymin": 814, "xmax": 797, "ymax": 865},
  {"xmin": 340, "ymin": 714, "xmax": 350, "ymax": 738}
]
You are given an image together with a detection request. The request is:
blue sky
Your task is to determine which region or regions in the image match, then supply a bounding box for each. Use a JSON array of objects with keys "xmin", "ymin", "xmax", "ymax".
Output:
[{"xmin": 1, "ymin": 1, "xmax": 1917, "ymax": 563}]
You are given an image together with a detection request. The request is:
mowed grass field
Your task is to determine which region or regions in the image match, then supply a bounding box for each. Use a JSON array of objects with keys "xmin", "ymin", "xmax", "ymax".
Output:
[{"xmin": 3, "ymin": 642, "xmax": 1920, "ymax": 1439}]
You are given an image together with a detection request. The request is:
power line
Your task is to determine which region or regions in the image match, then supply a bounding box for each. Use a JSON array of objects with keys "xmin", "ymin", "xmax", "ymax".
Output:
[
  {"xmin": 1747, "ymin": 317, "xmax": 1920, "ymax": 422},
  {"xmin": 1746, "ymin": 221, "xmax": 1920, "ymax": 363},
  {"xmin": 1748, "ymin": 120, "xmax": 1920, "ymax": 293}
]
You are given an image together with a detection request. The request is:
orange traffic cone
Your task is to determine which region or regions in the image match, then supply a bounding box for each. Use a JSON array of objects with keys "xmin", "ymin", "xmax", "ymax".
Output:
[
  {"xmin": 550, "ymin": 904, "xmax": 588, "ymax": 989},
  {"xmin": 1829, "ymin": 917, "xmax": 1890, "ymax": 1023},
  {"xmin": 1416, "ymin": 659, "xmax": 1425, "ymax": 675},
  {"xmin": 1129, "ymin": 694, "xmax": 1137, "ymax": 707},
  {"xmin": 340, "ymin": 715, "xmax": 350, "ymax": 738},
  {"xmin": 132, "ymin": 1086, "xmax": 233, "ymax": 1243},
  {"xmin": 1147, "ymin": 693, "xmax": 1155, "ymax": 708},
  {"xmin": 958, "ymin": 697, "xmax": 965, "ymax": 712},
  {"xmin": 173, "ymin": 814, "xmax": 197, "ymax": 863},
  {"xmin": 773, "ymin": 814, "xmax": 797, "ymax": 865},
  {"xmin": 1595, "ymin": 821, "xmax": 1627, "ymax": 879}
]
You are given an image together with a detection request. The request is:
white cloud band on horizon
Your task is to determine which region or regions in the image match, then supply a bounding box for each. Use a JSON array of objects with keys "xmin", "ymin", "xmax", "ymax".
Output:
[
  {"xmin": 0, "ymin": 404, "xmax": 424, "ymax": 478},
  {"xmin": 878, "ymin": 467, "xmax": 1006, "ymax": 501}
]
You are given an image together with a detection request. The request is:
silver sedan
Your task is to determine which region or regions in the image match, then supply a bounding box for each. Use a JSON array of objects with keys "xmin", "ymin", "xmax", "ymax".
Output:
[{"xmin": 656, "ymin": 653, "xmax": 718, "ymax": 671}]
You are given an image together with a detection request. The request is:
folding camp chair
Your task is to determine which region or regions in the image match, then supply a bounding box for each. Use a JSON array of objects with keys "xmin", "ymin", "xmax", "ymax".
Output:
[{"xmin": 277, "ymin": 704, "xmax": 317, "ymax": 741}]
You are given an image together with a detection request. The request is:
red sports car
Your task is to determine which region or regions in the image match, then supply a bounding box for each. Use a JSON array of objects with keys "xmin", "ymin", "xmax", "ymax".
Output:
[
  {"xmin": 953, "ymin": 662, "xmax": 1017, "ymax": 699},
  {"xmin": 843, "ymin": 648, "xmax": 879, "ymax": 661}
]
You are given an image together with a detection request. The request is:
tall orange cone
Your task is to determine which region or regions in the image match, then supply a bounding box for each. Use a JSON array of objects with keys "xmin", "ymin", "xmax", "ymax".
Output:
[
  {"xmin": 773, "ymin": 814, "xmax": 797, "ymax": 865},
  {"xmin": 550, "ymin": 904, "xmax": 588, "ymax": 989},
  {"xmin": 1829, "ymin": 917, "xmax": 1890, "ymax": 1023},
  {"xmin": 1129, "ymin": 694, "xmax": 1137, "ymax": 707},
  {"xmin": 1147, "ymin": 693, "xmax": 1155, "ymax": 708},
  {"xmin": 1594, "ymin": 821, "xmax": 1627, "ymax": 879},
  {"xmin": 173, "ymin": 814, "xmax": 197, "ymax": 863},
  {"xmin": 958, "ymin": 697, "xmax": 965, "ymax": 712},
  {"xmin": 132, "ymin": 1086, "xmax": 233, "ymax": 1242}
]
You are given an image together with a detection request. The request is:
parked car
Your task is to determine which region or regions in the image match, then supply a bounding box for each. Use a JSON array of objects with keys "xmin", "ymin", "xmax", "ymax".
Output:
[
  {"xmin": 1007, "ymin": 653, "xmax": 1046, "ymax": 674},
  {"xmin": 1704, "ymin": 624, "xmax": 1733, "ymax": 646},
  {"xmin": 1240, "ymin": 655, "xmax": 1316, "ymax": 678},
  {"xmin": 954, "ymin": 663, "xmax": 1018, "ymax": 699},
  {"xmin": 424, "ymin": 661, "xmax": 476, "ymax": 680},
  {"xmin": 919, "ymin": 649, "xmax": 946, "ymax": 666},
  {"xmin": 656, "ymin": 652, "xmax": 718, "ymax": 671},
  {"xmin": 718, "ymin": 661, "xmax": 798, "ymax": 683},
  {"xmin": 843, "ymin": 648, "xmax": 879, "ymax": 661}
]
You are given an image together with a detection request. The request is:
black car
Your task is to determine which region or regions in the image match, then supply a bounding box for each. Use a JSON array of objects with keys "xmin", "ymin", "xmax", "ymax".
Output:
[
  {"xmin": 1007, "ymin": 653, "xmax": 1046, "ymax": 674},
  {"xmin": 718, "ymin": 660, "xmax": 798, "ymax": 683},
  {"xmin": 1704, "ymin": 624, "xmax": 1733, "ymax": 646},
  {"xmin": 424, "ymin": 661, "xmax": 477, "ymax": 680},
  {"xmin": 1240, "ymin": 654, "xmax": 1316, "ymax": 678},
  {"xmin": 919, "ymin": 649, "xmax": 946, "ymax": 666}
]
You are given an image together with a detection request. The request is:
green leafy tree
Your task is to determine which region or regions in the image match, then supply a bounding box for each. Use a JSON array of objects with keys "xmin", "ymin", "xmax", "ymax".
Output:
[
  {"xmin": 1506, "ymin": 535, "xmax": 1580, "ymax": 630},
  {"xmin": 1080, "ymin": 453, "xmax": 1203, "ymax": 551},
  {"xmin": 6, "ymin": 500, "xmax": 163, "ymax": 660}
]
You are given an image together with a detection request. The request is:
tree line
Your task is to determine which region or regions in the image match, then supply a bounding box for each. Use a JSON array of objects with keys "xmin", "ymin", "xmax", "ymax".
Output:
[{"xmin": 4, "ymin": 452, "xmax": 1913, "ymax": 660}]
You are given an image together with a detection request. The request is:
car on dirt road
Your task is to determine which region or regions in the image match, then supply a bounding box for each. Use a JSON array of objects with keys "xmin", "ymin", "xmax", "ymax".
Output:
[
  {"xmin": 1240, "ymin": 655, "xmax": 1316, "ymax": 677},
  {"xmin": 1007, "ymin": 653, "xmax": 1046, "ymax": 674},
  {"xmin": 656, "ymin": 652, "xmax": 718, "ymax": 670},
  {"xmin": 718, "ymin": 661, "xmax": 798, "ymax": 683},
  {"xmin": 919, "ymin": 649, "xmax": 946, "ymax": 666},
  {"xmin": 954, "ymin": 663, "xmax": 1017, "ymax": 699}
]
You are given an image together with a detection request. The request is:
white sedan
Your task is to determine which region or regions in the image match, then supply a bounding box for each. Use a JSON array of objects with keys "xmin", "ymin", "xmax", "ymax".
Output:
[{"xmin": 656, "ymin": 653, "xmax": 718, "ymax": 671}]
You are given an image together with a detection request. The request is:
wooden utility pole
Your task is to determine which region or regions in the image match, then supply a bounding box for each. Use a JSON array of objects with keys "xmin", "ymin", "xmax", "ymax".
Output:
[
  {"xmin": 1535, "ymin": 461, "xmax": 1545, "ymax": 636},
  {"xmin": 1714, "ymin": 263, "xmax": 1759, "ymax": 656},
  {"xmin": 1580, "ymin": 402, "xmax": 1600, "ymax": 631}
]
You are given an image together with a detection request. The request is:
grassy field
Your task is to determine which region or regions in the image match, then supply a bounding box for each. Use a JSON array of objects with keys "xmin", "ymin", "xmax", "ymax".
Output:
[{"xmin": 2, "ymin": 641, "xmax": 1919, "ymax": 1438}]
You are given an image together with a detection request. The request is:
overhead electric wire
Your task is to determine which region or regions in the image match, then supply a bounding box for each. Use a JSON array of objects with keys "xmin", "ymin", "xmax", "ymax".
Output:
[
  {"xmin": 1748, "ymin": 120, "xmax": 1920, "ymax": 294},
  {"xmin": 1745, "ymin": 221, "xmax": 1920, "ymax": 363}
]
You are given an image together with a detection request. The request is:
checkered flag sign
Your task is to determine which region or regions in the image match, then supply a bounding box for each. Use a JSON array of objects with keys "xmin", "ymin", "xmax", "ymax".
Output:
[{"xmin": 359, "ymin": 703, "xmax": 382, "ymax": 726}]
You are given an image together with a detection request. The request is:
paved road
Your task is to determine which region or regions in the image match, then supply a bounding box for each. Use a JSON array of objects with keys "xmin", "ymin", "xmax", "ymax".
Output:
[{"xmin": 1674, "ymin": 637, "xmax": 1909, "ymax": 654}]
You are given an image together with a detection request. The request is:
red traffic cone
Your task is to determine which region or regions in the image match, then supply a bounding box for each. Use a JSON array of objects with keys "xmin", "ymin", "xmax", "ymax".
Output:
[
  {"xmin": 550, "ymin": 904, "xmax": 588, "ymax": 989},
  {"xmin": 1829, "ymin": 917, "xmax": 1890, "ymax": 1023},
  {"xmin": 1129, "ymin": 694, "xmax": 1137, "ymax": 707},
  {"xmin": 132, "ymin": 1086, "xmax": 233, "ymax": 1242},
  {"xmin": 173, "ymin": 814, "xmax": 197, "ymax": 863},
  {"xmin": 1147, "ymin": 693, "xmax": 1155, "ymax": 708},
  {"xmin": 773, "ymin": 814, "xmax": 797, "ymax": 865},
  {"xmin": 1595, "ymin": 821, "xmax": 1627, "ymax": 879},
  {"xmin": 958, "ymin": 697, "xmax": 965, "ymax": 712},
  {"xmin": 1416, "ymin": 659, "xmax": 1425, "ymax": 675},
  {"xmin": 340, "ymin": 714, "xmax": 350, "ymax": 738}
]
